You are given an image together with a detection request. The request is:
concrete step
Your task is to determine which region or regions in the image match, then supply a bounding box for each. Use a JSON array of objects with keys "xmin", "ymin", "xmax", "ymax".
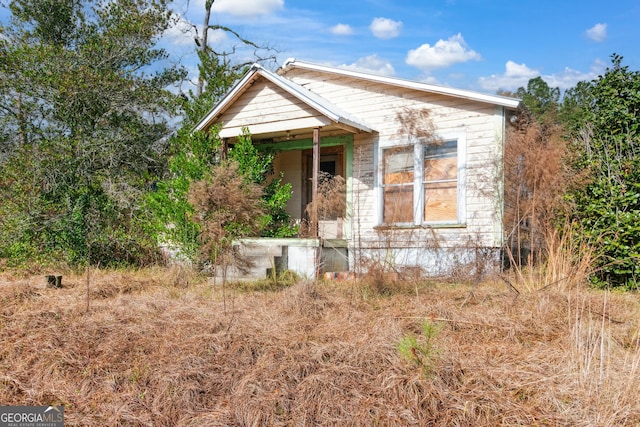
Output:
[{"xmin": 236, "ymin": 244, "xmax": 283, "ymax": 257}]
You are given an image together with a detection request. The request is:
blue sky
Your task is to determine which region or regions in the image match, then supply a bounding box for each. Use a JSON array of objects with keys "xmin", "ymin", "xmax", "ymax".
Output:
[{"xmin": 164, "ymin": 0, "xmax": 640, "ymax": 95}]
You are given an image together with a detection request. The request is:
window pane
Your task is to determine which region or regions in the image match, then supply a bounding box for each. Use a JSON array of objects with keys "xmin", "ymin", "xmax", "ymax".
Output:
[
  {"xmin": 424, "ymin": 141, "xmax": 457, "ymax": 182},
  {"xmin": 424, "ymin": 157, "xmax": 457, "ymax": 181},
  {"xmin": 384, "ymin": 148, "xmax": 413, "ymax": 184},
  {"xmin": 424, "ymin": 182, "xmax": 457, "ymax": 222},
  {"xmin": 384, "ymin": 185, "xmax": 413, "ymax": 223},
  {"xmin": 424, "ymin": 140, "xmax": 456, "ymax": 160}
]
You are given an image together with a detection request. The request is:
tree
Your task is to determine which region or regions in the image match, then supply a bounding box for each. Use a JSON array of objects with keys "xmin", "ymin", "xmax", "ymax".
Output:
[
  {"xmin": 147, "ymin": 126, "xmax": 297, "ymax": 267},
  {"xmin": 504, "ymin": 78, "xmax": 569, "ymax": 270},
  {"xmin": 227, "ymin": 130, "xmax": 296, "ymax": 238},
  {"xmin": 516, "ymin": 76, "xmax": 561, "ymax": 131},
  {"xmin": 179, "ymin": 0, "xmax": 278, "ymax": 125},
  {"xmin": 146, "ymin": 1, "xmax": 288, "ymax": 265},
  {"xmin": 0, "ymin": 0, "xmax": 184, "ymax": 266},
  {"xmin": 564, "ymin": 54, "xmax": 640, "ymax": 287},
  {"xmin": 144, "ymin": 127, "xmax": 222, "ymax": 261},
  {"xmin": 188, "ymin": 160, "xmax": 265, "ymax": 277}
]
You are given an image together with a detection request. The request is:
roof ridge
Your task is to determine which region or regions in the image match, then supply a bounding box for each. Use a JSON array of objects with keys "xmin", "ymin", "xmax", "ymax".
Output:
[{"xmin": 280, "ymin": 58, "xmax": 521, "ymax": 109}]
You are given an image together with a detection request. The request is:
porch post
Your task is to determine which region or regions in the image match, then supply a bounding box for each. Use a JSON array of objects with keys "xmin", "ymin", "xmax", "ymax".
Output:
[
  {"xmin": 221, "ymin": 138, "xmax": 228, "ymax": 160},
  {"xmin": 311, "ymin": 127, "xmax": 320, "ymax": 238}
]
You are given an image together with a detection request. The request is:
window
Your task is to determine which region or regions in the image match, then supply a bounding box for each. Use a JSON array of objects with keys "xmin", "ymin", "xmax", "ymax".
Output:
[
  {"xmin": 382, "ymin": 138, "xmax": 462, "ymax": 225},
  {"xmin": 382, "ymin": 146, "xmax": 414, "ymax": 223},
  {"xmin": 423, "ymin": 140, "xmax": 457, "ymax": 222}
]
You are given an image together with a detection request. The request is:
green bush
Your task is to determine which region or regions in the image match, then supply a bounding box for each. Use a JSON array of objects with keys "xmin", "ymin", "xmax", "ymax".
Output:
[{"xmin": 564, "ymin": 55, "xmax": 640, "ymax": 287}]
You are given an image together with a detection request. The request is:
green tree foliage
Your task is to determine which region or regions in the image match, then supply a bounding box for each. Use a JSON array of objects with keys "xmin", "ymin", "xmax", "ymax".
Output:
[
  {"xmin": 183, "ymin": 53, "xmax": 245, "ymax": 126},
  {"xmin": 564, "ymin": 55, "xmax": 640, "ymax": 287},
  {"xmin": 559, "ymin": 80, "xmax": 593, "ymax": 134},
  {"xmin": 508, "ymin": 58, "xmax": 640, "ymax": 288},
  {"xmin": 516, "ymin": 76, "xmax": 561, "ymax": 130},
  {"xmin": 145, "ymin": 0, "xmax": 288, "ymax": 265},
  {"xmin": 147, "ymin": 127, "xmax": 296, "ymax": 265},
  {"xmin": 0, "ymin": 0, "xmax": 184, "ymax": 266},
  {"xmin": 397, "ymin": 320, "xmax": 441, "ymax": 377},
  {"xmin": 145, "ymin": 128, "xmax": 222, "ymax": 260},
  {"xmin": 227, "ymin": 130, "xmax": 297, "ymax": 238}
]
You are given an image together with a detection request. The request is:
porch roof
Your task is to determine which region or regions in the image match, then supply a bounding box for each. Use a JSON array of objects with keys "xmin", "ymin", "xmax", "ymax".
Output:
[{"xmin": 193, "ymin": 64, "xmax": 373, "ymax": 140}]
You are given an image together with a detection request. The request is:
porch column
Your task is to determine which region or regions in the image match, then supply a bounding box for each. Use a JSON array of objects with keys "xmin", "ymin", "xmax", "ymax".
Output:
[
  {"xmin": 311, "ymin": 127, "xmax": 320, "ymax": 238},
  {"xmin": 221, "ymin": 138, "xmax": 228, "ymax": 160}
]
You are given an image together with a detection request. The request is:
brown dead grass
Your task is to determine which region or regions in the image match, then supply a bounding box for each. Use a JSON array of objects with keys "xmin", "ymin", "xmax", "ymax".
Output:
[{"xmin": 1, "ymin": 268, "xmax": 640, "ymax": 426}]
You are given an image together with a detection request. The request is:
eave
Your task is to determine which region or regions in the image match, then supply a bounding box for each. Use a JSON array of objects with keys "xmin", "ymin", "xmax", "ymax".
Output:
[
  {"xmin": 193, "ymin": 64, "xmax": 373, "ymax": 138},
  {"xmin": 280, "ymin": 58, "xmax": 521, "ymax": 109}
]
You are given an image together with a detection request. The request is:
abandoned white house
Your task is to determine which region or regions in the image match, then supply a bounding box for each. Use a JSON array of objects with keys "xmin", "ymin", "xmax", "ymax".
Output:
[{"xmin": 194, "ymin": 59, "xmax": 521, "ymax": 279}]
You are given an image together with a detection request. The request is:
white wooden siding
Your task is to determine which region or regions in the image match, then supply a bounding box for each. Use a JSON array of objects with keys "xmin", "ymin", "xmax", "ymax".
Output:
[
  {"xmin": 285, "ymin": 68, "xmax": 506, "ymax": 250},
  {"xmin": 217, "ymin": 77, "xmax": 330, "ymax": 139}
]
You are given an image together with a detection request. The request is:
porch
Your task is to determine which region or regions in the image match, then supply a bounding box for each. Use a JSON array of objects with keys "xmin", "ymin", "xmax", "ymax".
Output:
[
  {"xmin": 219, "ymin": 238, "xmax": 349, "ymax": 281},
  {"xmin": 193, "ymin": 64, "xmax": 374, "ymax": 279}
]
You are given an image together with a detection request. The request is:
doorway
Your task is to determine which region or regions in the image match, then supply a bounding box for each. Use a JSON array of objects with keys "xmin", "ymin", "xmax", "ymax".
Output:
[
  {"xmin": 302, "ymin": 146, "xmax": 345, "ymax": 238},
  {"xmin": 302, "ymin": 146, "xmax": 344, "ymax": 214}
]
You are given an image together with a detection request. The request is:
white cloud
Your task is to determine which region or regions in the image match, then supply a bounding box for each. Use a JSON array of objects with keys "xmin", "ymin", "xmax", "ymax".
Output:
[
  {"xmin": 163, "ymin": 15, "xmax": 197, "ymax": 46},
  {"xmin": 405, "ymin": 33, "xmax": 481, "ymax": 71},
  {"xmin": 212, "ymin": 0, "xmax": 284, "ymax": 18},
  {"xmin": 504, "ymin": 61, "xmax": 539, "ymax": 79},
  {"xmin": 543, "ymin": 61, "xmax": 604, "ymax": 89},
  {"xmin": 478, "ymin": 59, "xmax": 606, "ymax": 92},
  {"xmin": 164, "ymin": 14, "xmax": 229, "ymax": 49},
  {"xmin": 420, "ymin": 76, "xmax": 441, "ymax": 85},
  {"xmin": 477, "ymin": 61, "xmax": 539, "ymax": 91},
  {"xmin": 331, "ymin": 23, "xmax": 354, "ymax": 36},
  {"xmin": 585, "ymin": 23, "xmax": 607, "ymax": 42},
  {"xmin": 369, "ymin": 17, "xmax": 402, "ymax": 39},
  {"xmin": 340, "ymin": 55, "xmax": 396, "ymax": 76}
]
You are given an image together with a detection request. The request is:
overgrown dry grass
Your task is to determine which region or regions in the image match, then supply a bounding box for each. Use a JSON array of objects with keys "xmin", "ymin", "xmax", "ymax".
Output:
[{"xmin": 1, "ymin": 268, "xmax": 640, "ymax": 426}]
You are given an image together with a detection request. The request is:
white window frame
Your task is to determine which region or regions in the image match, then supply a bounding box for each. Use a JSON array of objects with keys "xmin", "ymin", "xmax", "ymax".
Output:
[{"xmin": 378, "ymin": 132, "xmax": 466, "ymax": 226}]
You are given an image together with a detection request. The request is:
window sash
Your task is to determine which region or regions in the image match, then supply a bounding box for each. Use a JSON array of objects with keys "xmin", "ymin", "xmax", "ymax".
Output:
[
  {"xmin": 423, "ymin": 141, "xmax": 457, "ymax": 222},
  {"xmin": 383, "ymin": 185, "xmax": 413, "ymax": 223},
  {"xmin": 423, "ymin": 181, "xmax": 457, "ymax": 222},
  {"xmin": 382, "ymin": 146, "xmax": 414, "ymax": 223},
  {"xmin": 381, "ymin": 139, "xmax": 461, "ymax": 225}
]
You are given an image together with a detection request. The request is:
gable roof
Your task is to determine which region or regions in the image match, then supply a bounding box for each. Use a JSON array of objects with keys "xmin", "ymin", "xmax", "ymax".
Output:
[
  {"xmin": 280, "ymin": 58, "xmax": 521, "ymax": 109},
  {"xmin": 193, "ymin": 63, "xmax": 373, "ymax": 134}
]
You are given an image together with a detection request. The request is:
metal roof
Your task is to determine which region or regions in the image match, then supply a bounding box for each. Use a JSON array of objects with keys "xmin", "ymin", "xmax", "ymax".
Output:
[
  {"xmin": 280, "ymin": 58, "xmax": 521, "ymax": 109},
  {"xmin": 193, "ymin": 64, "xmax": 373, "ymax": 133}
]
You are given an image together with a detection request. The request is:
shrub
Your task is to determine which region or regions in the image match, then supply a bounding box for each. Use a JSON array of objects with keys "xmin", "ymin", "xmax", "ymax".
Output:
[{"xmin": 397, "ymin": 319, "xmax": 442, "ymax": 376}]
